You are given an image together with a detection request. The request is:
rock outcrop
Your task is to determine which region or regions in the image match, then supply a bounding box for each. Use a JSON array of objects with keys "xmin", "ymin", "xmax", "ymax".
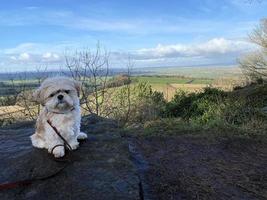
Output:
[{"xmin": 0, "ymin": 115, "xmax": 141, "ymax": 200}]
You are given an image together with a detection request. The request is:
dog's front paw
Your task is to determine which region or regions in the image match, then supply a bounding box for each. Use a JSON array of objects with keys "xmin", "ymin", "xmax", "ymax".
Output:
[
  {"xmin": 31, "ymin": 133, "xmax": 45, "ymax": 149},
  {"xmin": 52, "ymin": 146, "xmax": 65, "ymax": 158},
  {"xmin": 70, "ymin": 141, "xmax": 79, "ymax": 150},
  {"xmin": 77, "ymin": 132, "xmax": 88, "ymax": 140}
]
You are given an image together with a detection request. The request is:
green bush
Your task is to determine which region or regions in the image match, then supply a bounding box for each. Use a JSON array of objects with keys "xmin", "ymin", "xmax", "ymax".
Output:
[
  {"xmin": 112, "ymin": 81, "xmax": 266, "ymax": 136},
  {"xmin": 111, "ymin": 82, "xmax": 166, "ymax": 125},
  {"xmin": 163, "ymin": 86, "xmax": 267, "ymax": 133},
  {"xmin": 106, "ymin": 74, "xmax": 131, "ymax": 88},
  {"xmin": 164, "ymin": 88, "xmax": 226, "ymax": 120},
  {"xmin": 0, "ymin": 95, "xmax": 17, "ymax": 106}
]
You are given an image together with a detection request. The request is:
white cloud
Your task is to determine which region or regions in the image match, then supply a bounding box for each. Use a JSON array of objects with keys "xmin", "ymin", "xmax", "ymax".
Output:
[
  {"xmin": 129, "ymin": 38, "xmax": 254, "ymax": 60},
  {"xmin": 109, "ymin": 37, "xmax": 257, "ymax": 68},
  {"xmin": 4, "ymin": 43, "xmax": 37, "ymax": 54},
  {"xmin": 10, "ymin": 56, "xmax": 17, "ymax": 60},
  {"xmin": 9, "ymin": 52, "xmax": 31, "ymax": 62},
  {"xmin": 18, "ymin": 52, "xmax": 30, "ymax": 61},
  {"xmin": 42, "ymin": 52, "xmax": 60, "ymax": 61},
  {"xmin": 0, "ymin": 37, "xmax": 256, "ymax": 70},
  {"xmin": 42, "ymin": 52, "xmax": 53, "ymax": 58},
  {"xmin": 3, "ymin": 43, "xmax": 65, "ymax": 64}
]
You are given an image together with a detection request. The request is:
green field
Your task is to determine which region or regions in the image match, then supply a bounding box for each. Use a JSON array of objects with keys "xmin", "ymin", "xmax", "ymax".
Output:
[
  {"xmin": 132, "ymin": 76, "xmax": 213, "ymax": 84},
  {"xmin": 131, "ymin": 74, "xmax": 241, "ymax": 101},
  {"xmin": 133, "ymin": 65, "xmax": 243, "ymax": 79}
]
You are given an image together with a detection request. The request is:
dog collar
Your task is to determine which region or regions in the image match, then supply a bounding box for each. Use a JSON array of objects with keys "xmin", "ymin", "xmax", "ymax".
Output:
[{"xmin": 45, "ymin": 106, "xmax": 75, "ymax": 114}]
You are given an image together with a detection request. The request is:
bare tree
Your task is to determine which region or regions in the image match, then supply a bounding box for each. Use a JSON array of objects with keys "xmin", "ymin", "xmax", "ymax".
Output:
[
  {"xmin": 239, "ymin": 18, "xmax": 267, "ymax": 82},
  {"xmin": 123, "ymin": 59, "xmax": 133, "ymax": 125},
  {"xmin": 0, "ymin": 67, "xmax": 48, "ymax": 126},
  {"xmin": 65, "ymin": 43, "xmax": 111, "ymax": 116},
  {"xmin": 110, "ymin": 57, "xmax": 133, "ymax": 126}
]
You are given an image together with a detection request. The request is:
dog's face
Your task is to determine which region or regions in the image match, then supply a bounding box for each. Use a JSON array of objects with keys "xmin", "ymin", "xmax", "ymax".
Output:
[{"xmin": 33, "ymin": 77, "xmax": 81, "ymax": 111}]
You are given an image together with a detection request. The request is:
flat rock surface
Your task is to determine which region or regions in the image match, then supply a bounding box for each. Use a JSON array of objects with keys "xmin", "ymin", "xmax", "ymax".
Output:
[{"xmin": 0, "ymin": 116, "xmax": 140, "ymax": 200}]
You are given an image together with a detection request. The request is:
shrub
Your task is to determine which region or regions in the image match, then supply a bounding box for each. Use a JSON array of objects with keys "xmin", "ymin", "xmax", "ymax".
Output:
[
  {"xmin": 0, "ymin": 96, "xmax": 17, "ymax": 106},
  {"xmin": 106, "ymin": 74, "xmax": 131, "ymax": 88},
  {"xmin": 164, "ymin": 87, "xmax": 226, "ymax": 121},
  {"xmin": 111, "ymin": 82, "xmax": 166, "ymax": 125},
  {"xmin": 163, "ymin": 85, "xmax": 267, "ymax": 134}
]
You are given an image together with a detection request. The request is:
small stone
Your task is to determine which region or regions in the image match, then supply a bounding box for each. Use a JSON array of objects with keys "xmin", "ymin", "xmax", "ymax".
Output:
[{"xmin": 108, "ymin": 158, "xmax": 116, "ymax": 163}]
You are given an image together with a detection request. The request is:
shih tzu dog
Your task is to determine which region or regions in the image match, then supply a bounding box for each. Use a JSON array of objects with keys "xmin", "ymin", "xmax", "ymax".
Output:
[{"xmin": 30, "ymin": 76, "xmax": 87, "ymax": 158}]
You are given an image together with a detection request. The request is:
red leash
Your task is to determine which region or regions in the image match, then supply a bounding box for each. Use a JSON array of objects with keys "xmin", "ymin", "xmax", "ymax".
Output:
[
  {"xmin": 0, "ymin": 165, "xmax": 67, "ymax": 190},
  {"xmin": 0, "ymin": 120, "xmax": 73, "ymax": 190},
  {"xmin": 0, "ymin": 180, "xmax": 32, "ymax": 190}
]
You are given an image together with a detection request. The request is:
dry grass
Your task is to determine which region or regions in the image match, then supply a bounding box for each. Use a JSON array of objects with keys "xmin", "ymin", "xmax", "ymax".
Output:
[
  {"xmin": 151, "ymin": 82, "xmax": 238, "ymax": 101},
  {"xmin": 0, "ymin": 105, "xmax": 25, "ymax": 115}
]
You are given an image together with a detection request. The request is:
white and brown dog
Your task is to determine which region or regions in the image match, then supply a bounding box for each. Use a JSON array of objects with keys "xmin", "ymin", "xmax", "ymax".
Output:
[{"xmin": 30, "ymin": 76, "xmax": 87, "ymax": 158}]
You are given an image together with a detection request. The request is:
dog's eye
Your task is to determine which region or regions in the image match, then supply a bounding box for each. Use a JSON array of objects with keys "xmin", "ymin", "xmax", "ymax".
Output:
[
  {"xmin": 64, "ymin": 90, "xmax": 70, "ymax": 94},
  {"xmin": 49, "ymin": 93, "xmax": 54, "ymax": 98}
]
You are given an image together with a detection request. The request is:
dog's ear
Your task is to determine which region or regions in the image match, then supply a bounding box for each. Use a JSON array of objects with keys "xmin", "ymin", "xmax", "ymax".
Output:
[
  {"xmin": 74, "ymin": 80, "xmax": 82, "ymax": 97},
  {"xmin": 32, "ymin": 88, "xmax": 42, "ymax": 103}
]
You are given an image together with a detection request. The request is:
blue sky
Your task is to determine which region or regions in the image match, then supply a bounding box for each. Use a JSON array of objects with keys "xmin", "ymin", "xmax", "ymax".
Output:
[{"xmin": 0, "ymin": 0, "xmax": 266, "ymax": 71}]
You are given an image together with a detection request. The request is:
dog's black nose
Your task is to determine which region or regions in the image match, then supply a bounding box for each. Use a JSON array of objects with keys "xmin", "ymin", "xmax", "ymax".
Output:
[{"xmin": 57, "ymin": 95, "xmax": 64, "ymax": 100}]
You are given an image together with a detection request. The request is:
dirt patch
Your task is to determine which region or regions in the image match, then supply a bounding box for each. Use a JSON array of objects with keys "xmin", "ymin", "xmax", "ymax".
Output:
[{"xmin": 130, "ymin": 135, "xmax": 267, "ymax": 200}]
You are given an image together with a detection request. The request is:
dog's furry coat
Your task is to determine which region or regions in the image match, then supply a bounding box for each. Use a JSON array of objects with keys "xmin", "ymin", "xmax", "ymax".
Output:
[{"xmin": 30, "ymin": 77, "xmax": 87, "ymax": 157}]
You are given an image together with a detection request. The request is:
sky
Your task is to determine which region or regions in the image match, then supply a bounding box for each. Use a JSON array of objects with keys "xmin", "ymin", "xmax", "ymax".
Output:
[{"xmin": 0, "ymin": 0, "xmax": 266, "ymax": 72}]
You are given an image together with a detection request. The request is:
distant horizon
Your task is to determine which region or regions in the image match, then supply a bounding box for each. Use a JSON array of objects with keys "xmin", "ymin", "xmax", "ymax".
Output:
[{"xmin": 0, "ymin": 63, "xmax": 240, "ymax": 73}]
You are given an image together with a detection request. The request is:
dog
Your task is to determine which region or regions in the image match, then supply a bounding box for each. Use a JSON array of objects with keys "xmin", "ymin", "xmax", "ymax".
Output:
[{"xmin": 30, "ymin": 76, "xmax": 87, "ymax": 158}]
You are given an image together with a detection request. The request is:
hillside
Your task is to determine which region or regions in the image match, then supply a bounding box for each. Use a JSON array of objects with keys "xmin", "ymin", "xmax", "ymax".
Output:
[{"xmin": 1, "ymin": 110, "xmax": 267, "ymax": 200}]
